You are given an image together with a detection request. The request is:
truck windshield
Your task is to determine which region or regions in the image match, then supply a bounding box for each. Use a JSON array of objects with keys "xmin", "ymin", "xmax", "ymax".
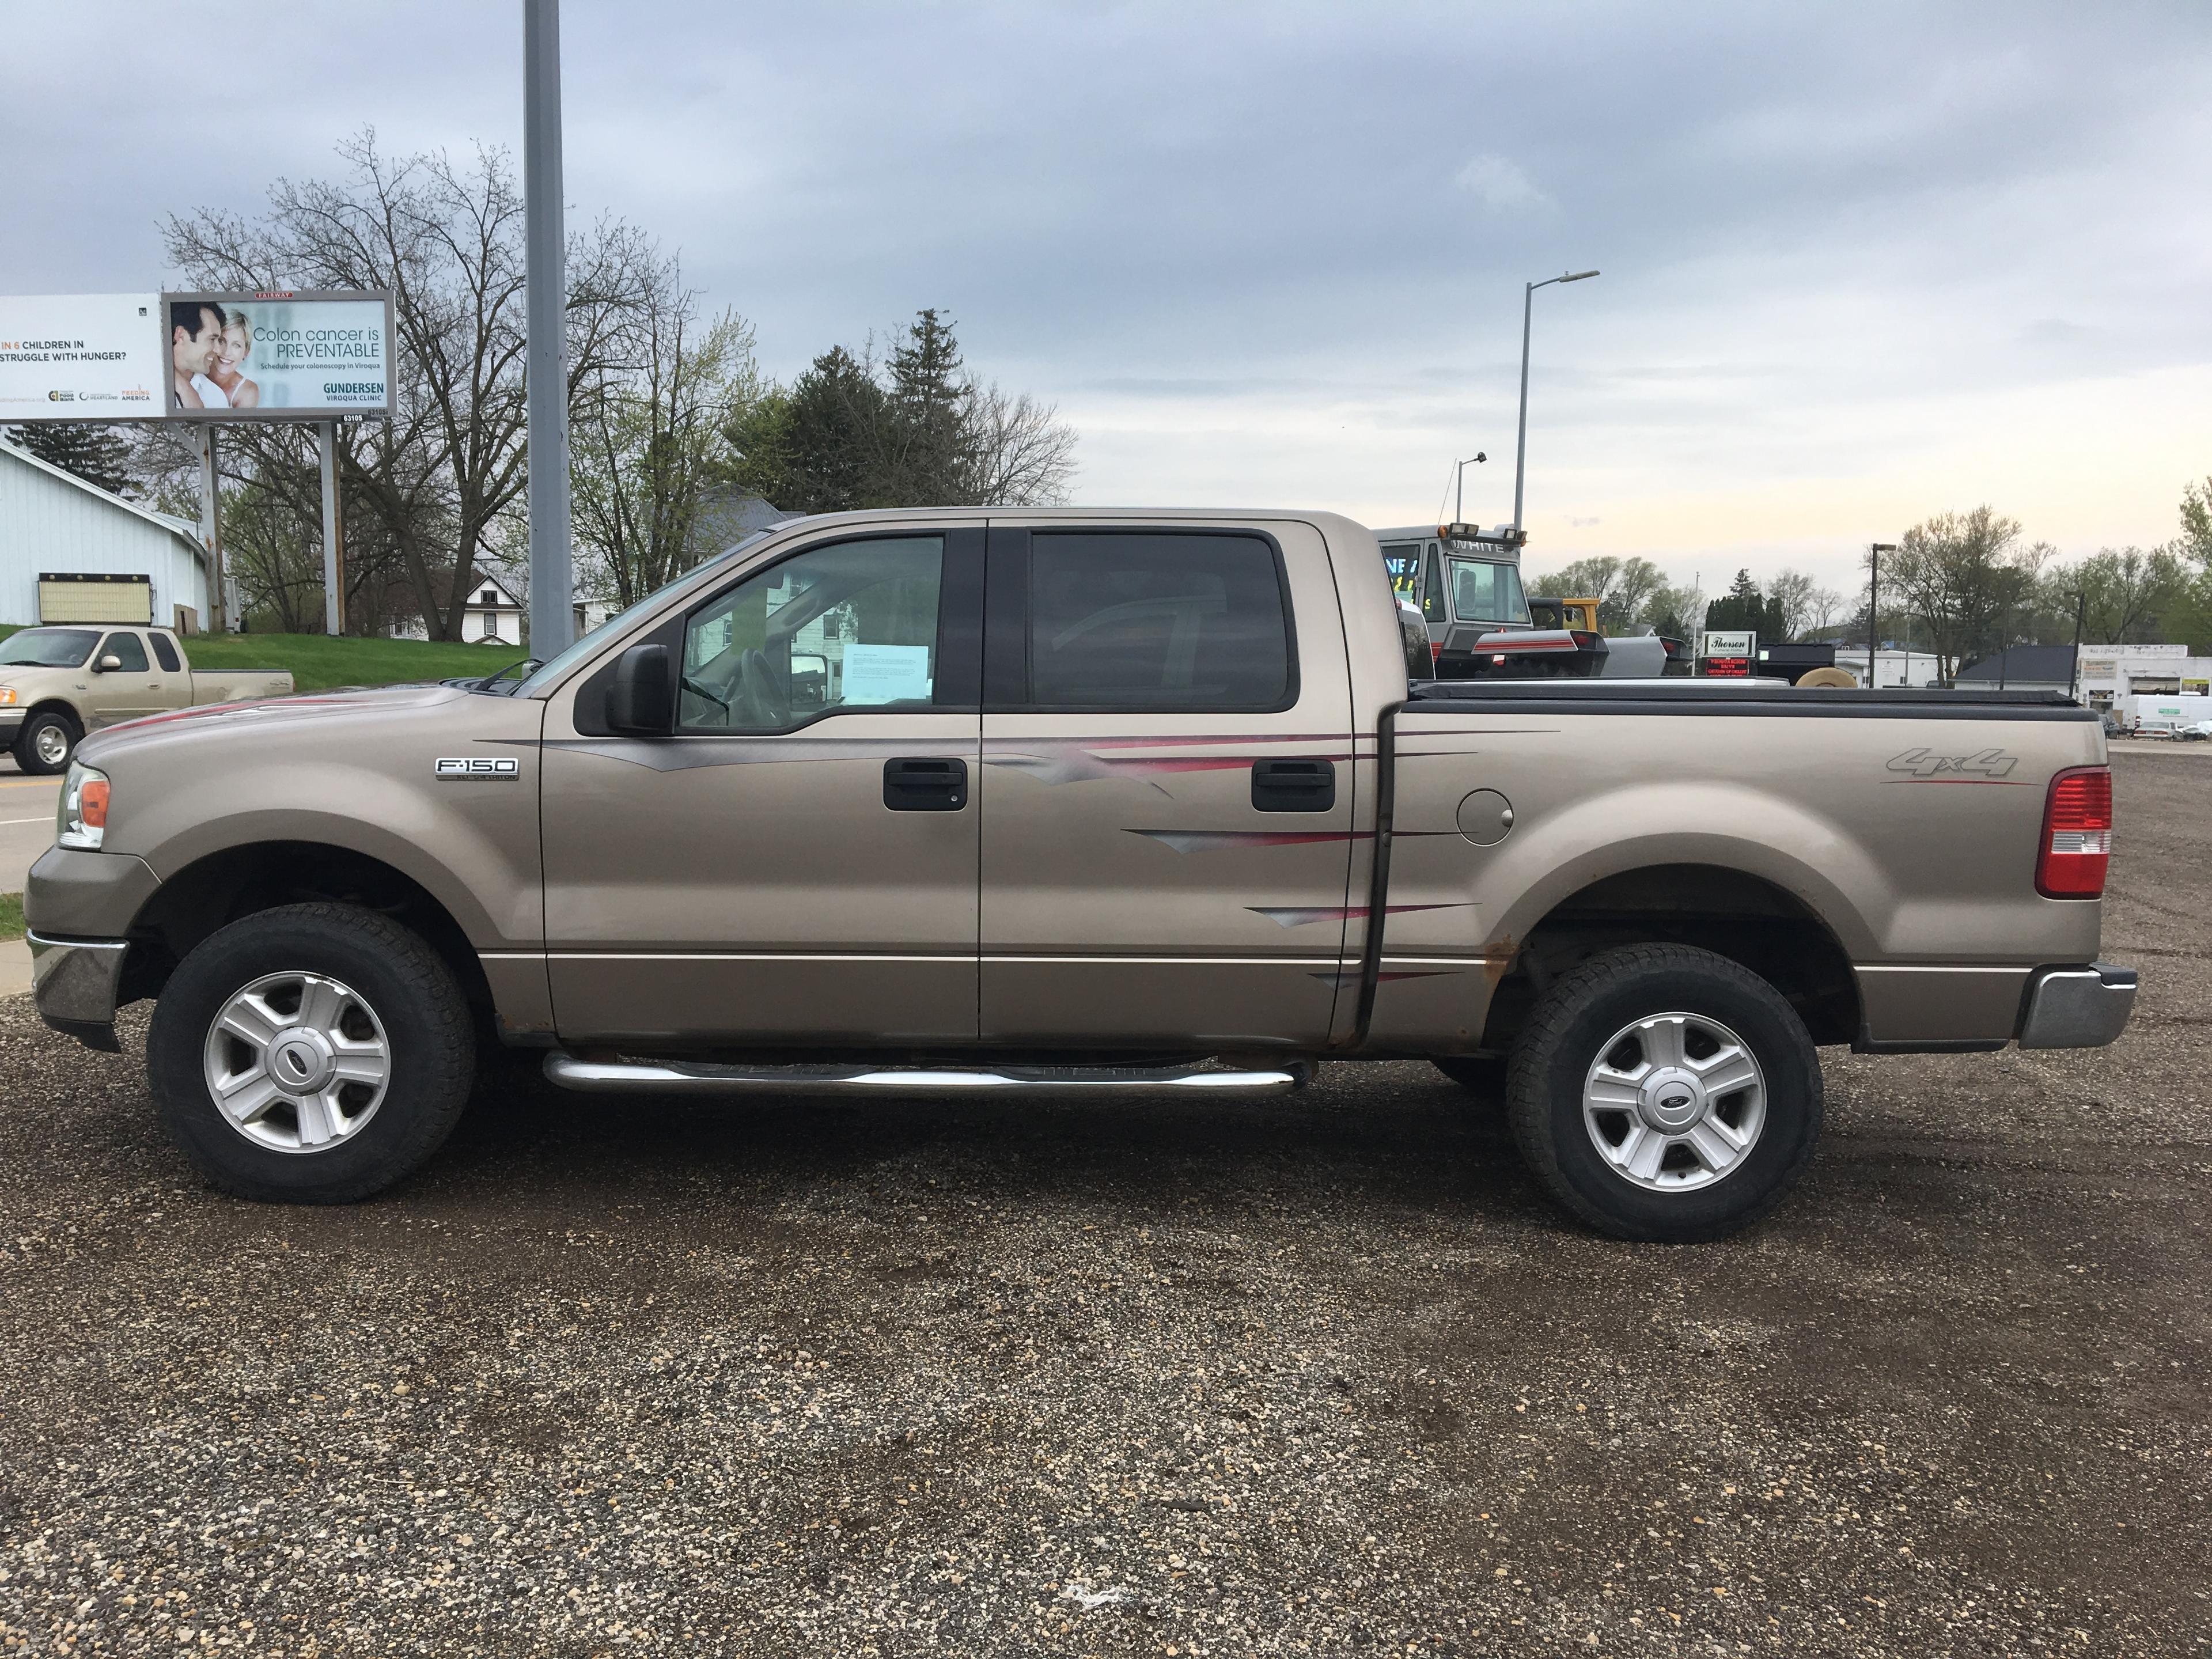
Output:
[
  {"xmin": 0, "ymin": 628, "xmax": 99, "ymax": 668},
  {"xmin": 1449, "ymin": 559, "xmax": 1531, "ymax": 626}
]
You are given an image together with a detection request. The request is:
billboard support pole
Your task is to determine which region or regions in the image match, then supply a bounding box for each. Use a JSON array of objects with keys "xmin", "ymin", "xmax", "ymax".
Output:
[
  {"xmin": 318, "ymin": 421, "xmax": 345, "ymax": 636},
  {"xmin": 524, "ymin": 0, "xmax": 574, "ymax": 659},
  {"xmin": 197, "ymin": 426, "xmax": 228, "ymax": 634}
]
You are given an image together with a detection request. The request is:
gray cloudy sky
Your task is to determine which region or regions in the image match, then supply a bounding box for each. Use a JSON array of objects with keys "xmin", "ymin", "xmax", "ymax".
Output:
[{"xmin": 10, "ymin": 1, "xmax": 2210, "ymax": 593}]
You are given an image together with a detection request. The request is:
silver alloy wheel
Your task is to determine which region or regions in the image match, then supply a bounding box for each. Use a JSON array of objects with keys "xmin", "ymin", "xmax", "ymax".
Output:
[
  {"xmin": 33, "ymin": 722, "xmax": 69, "ymax": 767},
  {"xmin": 202, "ymin": 971, "xmax": 392, "ymax": 1154},
  {"xmin": 1581, "ymin": 1011, "xmax": 1767, "ymax": 1192}
]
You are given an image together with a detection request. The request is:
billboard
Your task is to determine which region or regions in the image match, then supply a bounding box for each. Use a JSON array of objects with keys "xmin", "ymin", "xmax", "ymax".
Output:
[
  {"xmin": 0, "ymin": 294, "xmax": 166, "ymax": 421},
  {"xmin": 161, "ymin": 290, "xmax": 395, "ymax": 419}
]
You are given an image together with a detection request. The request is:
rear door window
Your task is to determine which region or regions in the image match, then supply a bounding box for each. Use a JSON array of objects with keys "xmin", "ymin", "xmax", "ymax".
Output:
[
  {"xmin": 149, "ymin": 633, "xmax": 183, "ymax": 672},
  {"xmin": 1026, "ymin": 532, "xmax": 1293, "ymax": 710}
]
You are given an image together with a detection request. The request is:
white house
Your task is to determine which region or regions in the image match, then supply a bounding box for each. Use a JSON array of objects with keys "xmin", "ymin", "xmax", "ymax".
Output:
[
  {"xmin": 0, "ymin": 440, "xmax": 211, "ymax": 630},
  {"xmin": 388, "ymin": 570, "xmax": 527, "ymax": 646}
]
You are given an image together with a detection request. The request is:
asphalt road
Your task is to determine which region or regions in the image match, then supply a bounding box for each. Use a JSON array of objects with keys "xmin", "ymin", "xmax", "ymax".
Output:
[
  {"xmin": 0, "ymin": 755, "xmax": 59, "ymax": 896},
  {"xmin": 0, "ymin": 749, "xmax": 2204, "ymax": 1656}
]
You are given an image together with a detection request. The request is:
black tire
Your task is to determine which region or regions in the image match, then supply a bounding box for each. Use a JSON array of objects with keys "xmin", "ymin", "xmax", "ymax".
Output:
[
  {"xmin": 1505, "ymin": 944, "xmax": 1822, "ymax": 1243},
  {"xmin": 14, "ymin": 709, "xmax": 78, "ymax": 775},
  {"xmin": 1431, "ymin": 1055, "xmax": 1507, "ymax": 1105},
  {"xmin": 147, "ymin": 903, "xmax": 476, "ymax": 1203}
]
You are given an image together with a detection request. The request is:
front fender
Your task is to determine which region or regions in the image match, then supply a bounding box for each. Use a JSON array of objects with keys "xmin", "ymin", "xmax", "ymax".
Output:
[{"xmin": 94, "ymin": 694, "xmax": 546, "ymax": 950}]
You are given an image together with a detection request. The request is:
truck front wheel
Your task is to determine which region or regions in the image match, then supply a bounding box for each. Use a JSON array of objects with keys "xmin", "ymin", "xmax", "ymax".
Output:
[
  {"xmin": 1505, "ymin": 945, "xmax": 1822, "ymax": 1242},
  {"xmin": 147, "ymin": 903, "xmax": 476, "ymax": 1203},
  {"xmin": 14, "ymin": 710, "xmax": 78, "ymax": 775}
]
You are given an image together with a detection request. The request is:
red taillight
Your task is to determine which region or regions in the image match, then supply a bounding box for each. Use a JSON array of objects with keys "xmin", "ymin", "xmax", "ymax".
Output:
[
  {"xmin": 2036, "ymin": 766, "xmax": 2111, "ymax": 898},
  {"xmin": 1430, "ymin": 641, "xmax": 1443, "ymax": 664}
]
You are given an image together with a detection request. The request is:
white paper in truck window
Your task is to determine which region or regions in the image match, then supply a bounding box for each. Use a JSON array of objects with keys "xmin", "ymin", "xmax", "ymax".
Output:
[{"xmin": 841, "ymin": 643, "xmax": 932, "ymax": 704}]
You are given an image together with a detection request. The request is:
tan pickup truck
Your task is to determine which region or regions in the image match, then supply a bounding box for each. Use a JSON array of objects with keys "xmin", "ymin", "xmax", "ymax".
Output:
[
  {"xmin": 0, "ymin": 624, "xmax": 294, "ymax": 774},
  {"xmin": 23, "ymin": 510, "xmax": 2133, "ymax": 1239}
]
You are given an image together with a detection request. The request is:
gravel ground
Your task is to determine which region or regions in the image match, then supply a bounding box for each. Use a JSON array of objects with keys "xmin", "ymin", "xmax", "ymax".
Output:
[{"xmin": 0, "ymin": 751, "xmax": 2205, "ymax": 1657}]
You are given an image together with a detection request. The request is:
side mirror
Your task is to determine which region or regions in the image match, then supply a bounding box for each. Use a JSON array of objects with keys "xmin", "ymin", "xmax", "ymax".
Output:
[
  {"xmin": 606, "ymin": 643, "xmax": 674, "ymax": 734},
  {"xmin": 97, "ymin": 655, "xmax": 124, "ymax": 673}
]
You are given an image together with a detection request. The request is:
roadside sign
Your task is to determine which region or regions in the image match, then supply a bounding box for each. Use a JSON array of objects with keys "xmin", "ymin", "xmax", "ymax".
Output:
[
  {"xmin": 0, "ymin": 294, "xmax": 164, "ymax": 421},
  {"xmin": 1700, "ymin": 630, "xmax": 1755, "ymax": 658}
]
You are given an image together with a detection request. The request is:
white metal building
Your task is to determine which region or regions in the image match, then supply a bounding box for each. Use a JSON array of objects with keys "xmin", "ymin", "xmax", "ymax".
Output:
[{"xmin": 0, "ymin": 440, "xmax": 210, "ymax": 630}]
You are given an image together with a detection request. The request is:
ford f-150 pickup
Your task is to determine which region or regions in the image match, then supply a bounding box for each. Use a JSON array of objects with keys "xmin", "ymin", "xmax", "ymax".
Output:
[
  {"xmin": 0, "ymin": 625, "xmax": 295, "ymax": 774},
  {"xmin": 22, "ymin": 510, "xmax": 2134, "ymax": 1239}
]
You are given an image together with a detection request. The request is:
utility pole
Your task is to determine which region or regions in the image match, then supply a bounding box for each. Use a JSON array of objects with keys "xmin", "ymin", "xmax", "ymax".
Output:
[
  {"xmin": 318, "ymin": 421, "xmax": 346, "ymax": 636},
  {"xmin": 524, "ymin": 0, "xmax": 574, "ymax": 658},
  {"xmin": 1867, "ymin": 542, "xmax": 1896, "ymax": 685},
  {"xmin": 198, "ymin": 426, "xmax": 227, "ymax": 633},
  {"xmin": 1510, "ymin": 270, "xmax": 1599, "ymax": 536},
  {"xmin": 2069, "ymin": 586, "xmax": 2086, "ymax": 703}
]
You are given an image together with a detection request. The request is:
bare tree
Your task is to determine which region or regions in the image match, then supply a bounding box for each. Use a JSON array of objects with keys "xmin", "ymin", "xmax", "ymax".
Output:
[
  {"xmin": 965, "ymin": 381, "xmax": 1078, "ymax": 505},
  {"xmin": 1885, "ymin": 507, "xmax": 2047, "ymax": 681},
  {"xmin": 1766, "ymin": 570, "xmax": 1817, "ymax": 639},
  {"xmin": 571, "ymin": 266, "xmax": 764, "ymax": 606},
  {"xmin": 164, "ymin": 129, "xmax": 656, "ymax": 639}
]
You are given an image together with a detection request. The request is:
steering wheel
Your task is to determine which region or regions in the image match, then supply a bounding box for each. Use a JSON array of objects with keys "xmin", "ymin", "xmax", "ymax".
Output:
[
  {"xmin": 681, "ymin": 673, "xmax": 730, "ymax": 719},
  {"xmin": 739, "ymin": 649, "xmax": 791, "ymax": 728}
]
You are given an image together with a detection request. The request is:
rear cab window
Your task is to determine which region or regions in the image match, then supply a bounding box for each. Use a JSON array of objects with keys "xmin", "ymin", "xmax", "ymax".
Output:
[{"xmin": 149, "ymin": 633, "xmax": 183, "ymax": 673}]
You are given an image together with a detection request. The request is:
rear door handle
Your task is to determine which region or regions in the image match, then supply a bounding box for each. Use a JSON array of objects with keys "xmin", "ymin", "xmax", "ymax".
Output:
[
  {"xmin": 884, "ymin": 756, "xmax": 969, "ymax": 812},
  {"xmin": 1251, "ymin": 757, "xmax": 1336, "ymax": 813}
]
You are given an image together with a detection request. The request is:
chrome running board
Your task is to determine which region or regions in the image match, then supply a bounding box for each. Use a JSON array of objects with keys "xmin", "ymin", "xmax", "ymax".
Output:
[{"xmin": 542, "ymin": 1054, "xmax": 1314, "ymax": 1097}]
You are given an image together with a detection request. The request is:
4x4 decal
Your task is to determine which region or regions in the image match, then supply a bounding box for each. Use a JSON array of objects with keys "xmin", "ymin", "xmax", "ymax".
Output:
[{"xmin": 1885, "ymin": 746, "xmax": 2017, "ymax": 779}]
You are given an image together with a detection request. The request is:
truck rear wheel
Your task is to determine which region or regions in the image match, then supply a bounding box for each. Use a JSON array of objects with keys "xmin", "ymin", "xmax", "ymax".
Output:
[
  {"xmin": 14, "ymin": 710, "xmax": 78, "ymax": 775},
  {"xmin": 147, "ymin": 903, "xmax": 475, "ymax": 1203},
  {"xmin": 1505, "ymin": 944, "xmax": 1822, "ymax": 1242}
]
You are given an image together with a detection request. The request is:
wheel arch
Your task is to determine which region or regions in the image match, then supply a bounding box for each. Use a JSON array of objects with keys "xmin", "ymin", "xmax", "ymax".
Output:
[
  {"xmin": 1480, "ymin": 862, "xmax": 1862, "ymax": 1052},
  {"xmin": 119, "ymin": 840, "xmax": 494, "ymax": 1018}
]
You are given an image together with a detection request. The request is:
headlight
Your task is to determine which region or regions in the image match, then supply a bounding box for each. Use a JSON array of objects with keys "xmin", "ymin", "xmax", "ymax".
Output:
[{"xmin": 58, "ymin": 762, "xmax": 110, "ymax": 851}]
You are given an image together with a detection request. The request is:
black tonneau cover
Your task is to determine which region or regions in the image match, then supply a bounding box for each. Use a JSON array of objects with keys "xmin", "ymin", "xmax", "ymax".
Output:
[{"xmin": 1407, "ymin": 680, "xmax": 2095, "ymax": 720}]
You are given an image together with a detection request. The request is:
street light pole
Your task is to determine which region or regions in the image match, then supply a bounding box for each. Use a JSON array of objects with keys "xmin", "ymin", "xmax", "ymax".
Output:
[
  {"xmin": 1867, "ymin": 542, "xmax": 1896, "ymax": 684},
  {"xmin": 524, "ymin": 0, "xmax": 574, "ymax": 658},
  {"xmin": 1510, "ymin": 269, "xmax": 1599, "ymax": 535}
]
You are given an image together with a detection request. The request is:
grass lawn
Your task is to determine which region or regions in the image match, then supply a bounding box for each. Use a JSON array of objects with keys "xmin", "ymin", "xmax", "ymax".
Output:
[
  {"xmin": 0, "ymin": 625, "xmax": 529, "ymax": 694},
  {"xmin": 0, "ymin": 894, "xmax": 22, "ymax": 944}
]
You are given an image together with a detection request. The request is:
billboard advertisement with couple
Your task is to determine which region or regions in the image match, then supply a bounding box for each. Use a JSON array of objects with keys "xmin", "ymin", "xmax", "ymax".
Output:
[{"xmin": 163, "ymin": 291, "xmax": 395, "ymax": 419}]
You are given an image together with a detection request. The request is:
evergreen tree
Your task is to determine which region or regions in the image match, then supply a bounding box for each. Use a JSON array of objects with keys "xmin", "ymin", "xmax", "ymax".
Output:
[
  {"xmin": 882, "ymin": 309, "xmax": 971, "ymax": 505},
  {"xmin": 1703, "ymin": 569, "xmax": 1776, "ymax": 637},
  {"xmin": 6, "ymin": 422, "xmax": 137, "ymax": 496}
]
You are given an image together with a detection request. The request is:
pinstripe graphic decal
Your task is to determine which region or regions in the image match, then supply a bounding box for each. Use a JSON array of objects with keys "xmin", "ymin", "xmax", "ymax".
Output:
[{"xmin": 1249, "ymin": 903, "xmax": 1474, "ymax": 929}]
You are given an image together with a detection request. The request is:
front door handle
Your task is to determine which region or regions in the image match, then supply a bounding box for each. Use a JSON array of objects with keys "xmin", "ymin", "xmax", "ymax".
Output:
[
  {"xmin": 1251, "ymin": 757, "xmax": 1336, "ymax": 813},
  {"xmin": 884, "ymin": 756, "xmax": 968, "ymax": 812}
]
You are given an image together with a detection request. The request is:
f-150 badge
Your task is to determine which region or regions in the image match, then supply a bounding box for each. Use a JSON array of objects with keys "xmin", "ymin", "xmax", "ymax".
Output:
[
  {"xmin": 1885, "ymin": 747, "xmax": 2016, "ymax": 779},
  {"xmin": 434, "ymin": 756, "xmax": 521, "ymax": 779}
]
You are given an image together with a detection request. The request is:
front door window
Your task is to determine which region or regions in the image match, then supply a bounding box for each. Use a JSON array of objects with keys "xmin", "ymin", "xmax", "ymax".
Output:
[{"xmin": 681, "ymin": 536, "xmax": 944, "ymax": 732}]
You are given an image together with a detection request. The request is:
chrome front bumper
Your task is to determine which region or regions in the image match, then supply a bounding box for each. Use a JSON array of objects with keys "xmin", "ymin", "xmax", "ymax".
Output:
[
  {"xmin": 27, "ymin": 933, "xmax": 129, "ymax": 1052},
  {"xmin": 2016, "ymin": 961, "xmax": 2137, "ymax": 1049}
]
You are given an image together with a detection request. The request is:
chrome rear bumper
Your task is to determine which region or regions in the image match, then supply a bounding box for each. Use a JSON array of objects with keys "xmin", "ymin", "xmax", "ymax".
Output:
[
  {"xmin": 2016, "ymin": 961, "xmax": 2136, "ymax": 1049},
  {"xmin": 27, "ymin": 933, "xmax": 129, "ymax": 1052}
]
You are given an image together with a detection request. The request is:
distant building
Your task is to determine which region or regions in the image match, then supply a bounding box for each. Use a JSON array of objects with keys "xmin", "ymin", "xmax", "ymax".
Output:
[
  {"xmin": 692, "ymin": 488, "xmax": 790, "ymax": 556},
  {"xmin": 1957, "ymin": 642, "xmax": 2211, "ymax": 706},
  {"xmin": 0, "ymin": 438, "xmax": 211, "ymax": 630},
  {"xmin": 387, "ymin": 570, "xmax": 526, "ymax": 646},
  {"xmin": 1829, "ymin": 647, "xmax": 1943, "ymax": 687}
]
